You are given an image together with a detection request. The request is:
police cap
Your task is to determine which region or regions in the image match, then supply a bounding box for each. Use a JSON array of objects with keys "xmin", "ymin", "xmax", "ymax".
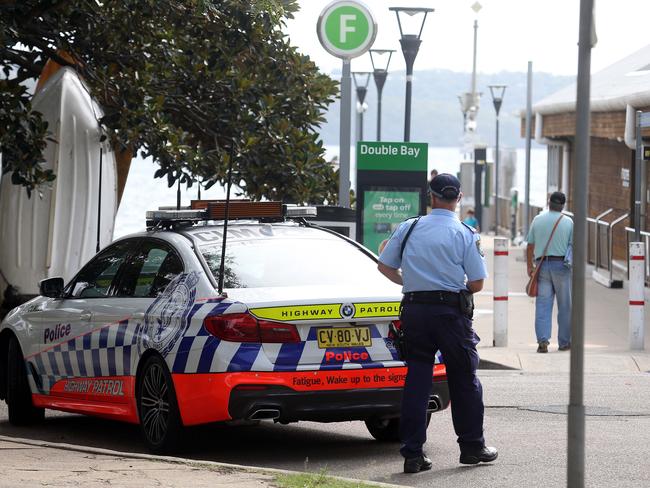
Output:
[{"xmin": 429, "ymin": 173, "xmax": 461, "ymax": 200}]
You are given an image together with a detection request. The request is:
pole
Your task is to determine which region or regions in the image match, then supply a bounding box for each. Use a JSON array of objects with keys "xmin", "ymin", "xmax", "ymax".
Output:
[
  {"xmin": 356, "ymin": 110, "xmax": 362, "ymax": 145},
  {"xmin": 495, "ymin": 114, "xmax": 500, "ymax": 232},
  {"xmin": 471, "ymin": 20, "xmax": 478, "ymax": 102},
  {"xmin": 567, "ymin": 1, "xmax": 594, "ymax": 486},
  {"xmin": 493, "ymin": 237, "xmax": 509, "ymax": 346},
  {"xmin": 373, "ymin": 70, "xmax": 387, "ymax": 142},
  {"xmin": 474, "ymin": 150, "xmax": 482, "ymax": 229},
  {"xmin": 376, "ymin": 80, "xmax": 384, "ymax": 141},
  {"xmin": 339, "ymin": 59, "xmax": 352, "ymax": 207},
  {"xmin": 629, "ymin": 242, "xmax": 645, "ymax": 350},
  {"xmin": 360, "ymin": 110, "xmax": 364, "ymax": 141},
  {"xmin": 524, "ymin": 61, "xmax": 533, "ymax": 238},
  {"xmin": 377, "ymin": 89, "xmax": 382, "ymax": 141},
  {"xmin": 400, "ymin": 36, "xmax": 421, "ymax": 142},
  {"xmin": 634, "ymin": 110, "xmax": 643, "ymax": 242},
  {"xmin": 404, "ymin": 63, "xmax": 413, "ymax": 142}
]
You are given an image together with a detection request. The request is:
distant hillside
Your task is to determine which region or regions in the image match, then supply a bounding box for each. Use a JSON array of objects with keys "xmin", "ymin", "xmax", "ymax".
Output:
[{"xmin": 316, "ymin": 69, "xmax": 573, "ymax": 149}]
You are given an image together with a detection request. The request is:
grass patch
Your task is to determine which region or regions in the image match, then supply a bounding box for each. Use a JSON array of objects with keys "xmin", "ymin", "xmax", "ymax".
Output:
[{"xmin": 274, "ymin": 471, "xmax": 382, "ymax": 488}]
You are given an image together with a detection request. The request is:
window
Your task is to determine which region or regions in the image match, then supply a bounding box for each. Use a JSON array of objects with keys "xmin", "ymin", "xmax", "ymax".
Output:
[
  {"xmin": 199, "ymin": 227, "xmax": 385, "ymax": 289},
  {"xmin": 68, "ymin": 240, "xmax": 136, "ymax": 298},
  {"xmin": 116, "ymin": 240, "xmax": 184, "ymax": 298}
]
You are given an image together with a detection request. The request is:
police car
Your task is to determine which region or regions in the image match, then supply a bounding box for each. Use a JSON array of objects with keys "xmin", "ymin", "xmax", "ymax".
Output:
[{"xmin": 0, "ymin": 201, "xmax": 449, "ymax": 452}]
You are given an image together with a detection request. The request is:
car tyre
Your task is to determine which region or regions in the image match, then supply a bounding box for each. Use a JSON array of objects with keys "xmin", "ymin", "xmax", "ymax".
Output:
[
  {"xmin": 137, "ymin": 355, "xmax": 182, "ymax": 454},
  {"xmin": 6, "ymin": 336, "xmax": 45, "ymax": 425},
  {"xmin": 365, "ymin": 414, "xmax": 432, "ymax": 442}
]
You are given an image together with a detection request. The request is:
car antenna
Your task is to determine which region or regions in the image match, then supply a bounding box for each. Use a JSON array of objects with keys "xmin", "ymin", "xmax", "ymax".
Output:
[
  {"xmin": 96, "ymin": 133, "xmax": 107, "ymax": 253},
  {"xmin": 217, "ymin": 145, "xmax": 234, "ymax": 296}
]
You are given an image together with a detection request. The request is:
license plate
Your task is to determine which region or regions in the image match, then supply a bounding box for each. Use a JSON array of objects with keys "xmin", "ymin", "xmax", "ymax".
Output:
[{"xmin": 317, "ymin": 327, "xmax": 372, "ymax": 349}]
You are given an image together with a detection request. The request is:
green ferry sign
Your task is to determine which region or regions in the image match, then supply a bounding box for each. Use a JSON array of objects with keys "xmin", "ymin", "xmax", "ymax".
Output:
[{"xmin": 317, "ymin": 1, "xmax": 377, "ymax": 59}]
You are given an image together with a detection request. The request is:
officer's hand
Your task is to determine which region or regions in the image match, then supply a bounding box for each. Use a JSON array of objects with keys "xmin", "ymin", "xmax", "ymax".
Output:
[{"xmin": 527, "ymin": 266, "xmax": 535, "ymax": 277}]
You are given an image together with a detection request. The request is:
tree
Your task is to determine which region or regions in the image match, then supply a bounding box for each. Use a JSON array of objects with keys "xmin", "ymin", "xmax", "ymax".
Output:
[{"xmin": 0, "ymin": 0, "xmax": 339, "ymax": 203}]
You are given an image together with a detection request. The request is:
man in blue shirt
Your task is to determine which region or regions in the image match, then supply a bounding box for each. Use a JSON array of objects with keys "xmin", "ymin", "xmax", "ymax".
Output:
[
  {"xmin": 526, "ymin": 191, "xmax": 573, "ymax": 353},
  {"xmin": 378, "ymin": 174, "xmax": 497, "ymax": 473}
]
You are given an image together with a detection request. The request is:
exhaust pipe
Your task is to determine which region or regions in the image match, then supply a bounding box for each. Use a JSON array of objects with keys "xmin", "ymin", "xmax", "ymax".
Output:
[
  {"xmin": 248, "ymin": 408, "xmax": 281, "ymax": 420},
  {"xmin": 427, "ymin": 395, "xmax": 442, "ymax": 413}
]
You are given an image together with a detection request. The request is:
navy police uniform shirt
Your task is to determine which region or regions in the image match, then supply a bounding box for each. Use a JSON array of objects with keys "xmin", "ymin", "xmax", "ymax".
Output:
[{"xmin": 379, "ymin": 209, "xmax": 488, "ymax": 293}]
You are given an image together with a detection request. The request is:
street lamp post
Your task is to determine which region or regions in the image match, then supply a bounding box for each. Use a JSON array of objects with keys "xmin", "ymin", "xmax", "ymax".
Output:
[
  {"xmin": 489, "ymin": 84, "xmax": 507, "ymax": 233},
  {"xmin": 369, "ymin": 49, "xmax": 395, "ymax": 141},
  {"xmin": 352, "ymin": 71, "xmax": 372, "ymax": 142},
  {"xmin": 389, "ymin": 7, "xmax": 434, "ymax": 142}
]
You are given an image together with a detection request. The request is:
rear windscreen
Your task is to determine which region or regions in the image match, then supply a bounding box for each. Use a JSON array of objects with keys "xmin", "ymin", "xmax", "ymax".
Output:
[{"xmin": 198, "ymin": 229, "xmax": 383, "ymax": 288}]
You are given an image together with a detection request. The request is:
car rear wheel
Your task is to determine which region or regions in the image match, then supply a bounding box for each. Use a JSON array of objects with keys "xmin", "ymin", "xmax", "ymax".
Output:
[
  {"xmin": 137, "ymin": 355, "xmax": 182, "ymax": 453},
  {"xmin": 365, "ymin": 414, "xmax": 432, "ymax": 442},
  {"xmin": 6, "ymin": 336, "xmax": 44, "ymax": 425}
]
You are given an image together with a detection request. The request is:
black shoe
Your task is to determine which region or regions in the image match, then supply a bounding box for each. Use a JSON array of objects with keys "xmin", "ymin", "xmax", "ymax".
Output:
[
  {"xmin": 537, "ymin": 341, "xmax": 549, "ymax": 353},
  {"xmin": 403, "ymin": 454, "xmax": 433, "ymax": 473},
  {"xmin": 459, "ymin": 446, "xmax": 498, "ymax": 465},
  {"xmin": 559, "ymin": 344, "xmax": 571, "ymax": 351}
]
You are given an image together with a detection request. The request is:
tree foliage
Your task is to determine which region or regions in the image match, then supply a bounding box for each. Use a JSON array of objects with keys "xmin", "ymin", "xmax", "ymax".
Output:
[{"xmin": 0, "ymin": 0, "xmax": 339, "ymax": 203}]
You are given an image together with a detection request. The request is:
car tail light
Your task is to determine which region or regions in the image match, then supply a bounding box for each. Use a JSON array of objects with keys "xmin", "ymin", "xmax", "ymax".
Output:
[
  {"xmin": 204, "ymin": 313, "xmax": 260, "ymax": 342},
  {"xmin": 203, "ymin": 313, "xmax": 300, "ymax": 343}
]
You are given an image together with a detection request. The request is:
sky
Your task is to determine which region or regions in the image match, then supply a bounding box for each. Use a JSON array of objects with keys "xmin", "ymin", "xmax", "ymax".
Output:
[{"xmin": 286, "ymin": 0, "xmax": 650, "ymax": 76}]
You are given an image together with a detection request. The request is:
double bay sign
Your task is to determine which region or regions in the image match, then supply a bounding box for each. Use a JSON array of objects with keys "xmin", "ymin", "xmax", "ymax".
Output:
[{"xmin": 356, "ymin": 141, "xmax": 428, "ymax": 253}]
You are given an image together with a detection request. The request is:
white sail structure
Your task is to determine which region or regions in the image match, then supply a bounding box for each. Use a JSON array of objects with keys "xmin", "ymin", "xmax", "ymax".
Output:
[{"xmin": 0, "ymin": 67, "xmax": 118, "ymax": 297}]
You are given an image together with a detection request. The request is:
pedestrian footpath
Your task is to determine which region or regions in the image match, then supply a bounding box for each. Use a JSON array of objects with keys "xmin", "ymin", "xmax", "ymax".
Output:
[
  {"xmin": 0, "ymin": 437, "xmax": 273, "ymax": 488},
  {"xmin": 473, "ymin": 235, "xmax": 650, "ymax": 373},
  {"xmin": 0, "ymin": 435, "xmax": 403, "ymax": 488}
]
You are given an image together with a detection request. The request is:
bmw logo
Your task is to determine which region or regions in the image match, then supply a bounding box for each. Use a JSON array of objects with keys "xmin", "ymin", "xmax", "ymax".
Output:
[{"xmin": 340, "ymin": 303, "xmax": 355, "ymax": 318}]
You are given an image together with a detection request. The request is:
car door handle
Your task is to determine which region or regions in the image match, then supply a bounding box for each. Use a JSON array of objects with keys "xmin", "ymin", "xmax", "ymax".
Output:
[
  {"xmin": 80, "ymin": 311, "xmax": 92, "ymax": 321},
  {"xmin": 132, "ymin": 312, "xmax": 145, "ymax": 320}
]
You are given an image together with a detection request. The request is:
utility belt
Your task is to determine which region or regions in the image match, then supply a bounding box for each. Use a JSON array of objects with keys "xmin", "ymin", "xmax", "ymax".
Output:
[
  {"xmin": 401, "ymin": 290, "xmax": 474, "ymax": 319},
  {"xmin": 403, "ymin": 290, "xmax": 460, "ymax": 305}
]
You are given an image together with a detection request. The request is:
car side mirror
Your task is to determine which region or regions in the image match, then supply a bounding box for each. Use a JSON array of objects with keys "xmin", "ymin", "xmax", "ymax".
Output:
[{"xmin": 39, "ymin": 277, "xmax": 65, "ymax": 298}]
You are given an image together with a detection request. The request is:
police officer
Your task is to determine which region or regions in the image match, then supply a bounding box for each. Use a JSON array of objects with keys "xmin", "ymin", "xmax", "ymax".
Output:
[{"xmin": 378, "ymin": 173, "xmax": 498, "ymax": 473}]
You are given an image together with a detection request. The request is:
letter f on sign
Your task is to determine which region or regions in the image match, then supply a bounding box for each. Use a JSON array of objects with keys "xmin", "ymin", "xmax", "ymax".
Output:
[{"xmin": 340, "ymin": 14, "xmax": 356, "ymax": 43}]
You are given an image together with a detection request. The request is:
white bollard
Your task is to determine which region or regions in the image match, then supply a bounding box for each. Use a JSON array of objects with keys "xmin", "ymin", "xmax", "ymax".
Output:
[
  {"xmin": 629, "ymin": 242, "xmax": 645, "ymax": 350},
  {"xmin": 493, "ymin": 237, "xmax": 509, "ymax": 347}
]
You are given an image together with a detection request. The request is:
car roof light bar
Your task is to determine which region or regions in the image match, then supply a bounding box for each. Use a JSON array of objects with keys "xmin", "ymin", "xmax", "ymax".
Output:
[
  {"xmin": 283, "ymin": 205, "xmax": 317, "ymax": 218},
  {"xmin": 146, "ymin": 209, "xmax": 206, "ymax": 221},
  {"xmin": 206, "ymin": 201, "xmax": 283, "ymax": 220},
  {"xmin": 190, "ymin": 199, "xmax": 251, "ymax": 210},
  {"xmin": 146, "ymin": 201, "xmax": 317, "ymax": 230}
]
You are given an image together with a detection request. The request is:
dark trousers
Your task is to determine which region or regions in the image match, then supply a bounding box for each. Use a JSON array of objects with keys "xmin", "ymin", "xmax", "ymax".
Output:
[{"xmin": 399, "ymin": 303, "xmax": 485, "ymax": 458}]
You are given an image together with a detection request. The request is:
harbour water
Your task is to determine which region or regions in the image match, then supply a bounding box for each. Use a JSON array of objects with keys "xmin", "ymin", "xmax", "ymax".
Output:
[{"xmin": 114, "ymin": 145, "xmax": 548, "ymax": 238}]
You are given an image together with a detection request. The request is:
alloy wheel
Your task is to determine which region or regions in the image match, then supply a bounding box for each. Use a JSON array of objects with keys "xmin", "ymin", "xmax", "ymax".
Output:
[{"xmin": 140, "ymin": 362, "xmax": 170, "ymax": 445}]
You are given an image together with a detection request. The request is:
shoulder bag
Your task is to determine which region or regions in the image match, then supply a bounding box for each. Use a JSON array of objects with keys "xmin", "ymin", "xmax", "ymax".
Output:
[{"xmin": 526, "ymin": 215, "xmax": 564, "ymax": 297}]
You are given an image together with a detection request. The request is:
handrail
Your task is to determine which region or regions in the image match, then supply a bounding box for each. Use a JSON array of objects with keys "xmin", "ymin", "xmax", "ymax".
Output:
[
  {"xmin": 625, "ymin": 226, "xmax": 650, "ymax": 238},
  {"xmin": 608, "ymin": 213, "xmax": 629, "ymax": 284},
  {"xmin": 594, "ymin": 209, "xmax": 613, "ymax": 270}
]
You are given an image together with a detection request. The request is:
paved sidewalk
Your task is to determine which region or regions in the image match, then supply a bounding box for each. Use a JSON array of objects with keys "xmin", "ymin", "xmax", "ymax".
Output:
[
  {"xmin": 0, "ymin": 435, "xmax": 403, "ymax": 488},
  {"xmin": 0, "ymin": 437, "xmax": 274, "ymax": 488},
  {"xmin": 473, "ymin": 235, "xmax": 650, "ymax": 373}
]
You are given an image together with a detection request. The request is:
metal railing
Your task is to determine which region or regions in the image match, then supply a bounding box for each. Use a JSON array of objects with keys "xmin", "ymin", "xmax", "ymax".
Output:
[
  {"xmin": 583, "ymin": 209, "xmax": 629, "ymax": 287},
  {"xmin": 492, "ymin": 200, "xmax": 642, "ymax": 286}
]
